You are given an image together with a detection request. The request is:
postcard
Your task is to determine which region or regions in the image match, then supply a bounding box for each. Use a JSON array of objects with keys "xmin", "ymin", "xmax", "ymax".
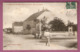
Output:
[
  {"xmin": 0, "ymin": 0, "xmax": 80, "ymax": 52},
  {"xmin": 3, "ymin": 2, "xmax": 77, "ymax": 50}
]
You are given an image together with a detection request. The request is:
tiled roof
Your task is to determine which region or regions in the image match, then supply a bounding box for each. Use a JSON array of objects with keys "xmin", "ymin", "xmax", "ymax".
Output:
[
  {"xmin": 24, "ymin": 9, "xmax": 49, "ymax": 21},
  {"xmin": 13, "ymin": 22, "xmax": 23, "ymax": 26}
]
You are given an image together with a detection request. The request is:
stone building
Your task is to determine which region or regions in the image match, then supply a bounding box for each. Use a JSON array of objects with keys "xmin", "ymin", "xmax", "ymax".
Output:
[
  {"xmin": 12, "ymin": 22, "xmax": 23, "ymax": 34},
  {"xmin": 12, "ymin": 9, "xmax": 55, "ymax": 34}
]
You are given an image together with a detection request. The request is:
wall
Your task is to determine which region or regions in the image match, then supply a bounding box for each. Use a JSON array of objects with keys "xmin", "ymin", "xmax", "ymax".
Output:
[
  {"xmin": 23, "ymin": 20, "xmax": 36, "ymax": 34},
  {"xmin": 13, "ymin": 26, "xmax": 23, "ymax": 33}
]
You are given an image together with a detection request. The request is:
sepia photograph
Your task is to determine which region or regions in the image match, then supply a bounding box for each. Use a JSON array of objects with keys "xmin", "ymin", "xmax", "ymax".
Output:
[{"xmin": 3, "ymin": 2, "xmax": 77, "ymax": 50}]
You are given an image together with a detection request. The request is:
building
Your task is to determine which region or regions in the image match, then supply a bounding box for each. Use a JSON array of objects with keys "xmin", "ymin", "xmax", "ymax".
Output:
[
  {"xmin": 12, "ymin": 22, "xmax": 23, "ymax": 34},
  {"xmin": 12, "ymin": 9, "xmax": 55, "ymax": 34}
]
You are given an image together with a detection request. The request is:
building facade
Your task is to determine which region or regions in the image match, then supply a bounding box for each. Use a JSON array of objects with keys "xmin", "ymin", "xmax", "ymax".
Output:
[{"xmin": 12, "ymin": 9, "xmax": 54, "ymax": 34}]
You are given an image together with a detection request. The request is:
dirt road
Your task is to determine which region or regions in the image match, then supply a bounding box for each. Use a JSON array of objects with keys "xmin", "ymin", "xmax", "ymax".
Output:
[{"xmin": 3, "ymin": 33, "xmax": 77, "ymax": 50}]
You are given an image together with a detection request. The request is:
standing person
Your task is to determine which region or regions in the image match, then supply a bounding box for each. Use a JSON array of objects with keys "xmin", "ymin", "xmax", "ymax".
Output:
[{"xmin": 44, "ymin": 29, "xmax": 50, "ymax": 46}]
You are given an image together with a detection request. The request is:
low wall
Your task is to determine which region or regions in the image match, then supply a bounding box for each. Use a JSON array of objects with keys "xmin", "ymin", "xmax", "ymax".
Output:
[{"xmin": 48, "ymin": 31, "xmax": 77, "ymax": 38}]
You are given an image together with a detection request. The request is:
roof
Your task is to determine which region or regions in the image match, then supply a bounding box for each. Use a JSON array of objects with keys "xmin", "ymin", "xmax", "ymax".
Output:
[
  {"xmin": 24, "ymin": 9, "xmax": 49, "ymax": 22},
  {"xmin": 13, "ymin": 22, "xmax": 23, "ymax": 26}
]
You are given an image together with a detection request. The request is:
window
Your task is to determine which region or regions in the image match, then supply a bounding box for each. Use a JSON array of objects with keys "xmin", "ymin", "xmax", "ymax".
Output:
[{"xmin": 26, "ymin": 24, "xmax": 31, "ymax": 30}]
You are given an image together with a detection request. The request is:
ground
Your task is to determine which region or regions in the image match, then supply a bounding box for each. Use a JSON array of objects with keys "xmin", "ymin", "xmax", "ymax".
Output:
[{"xmin": 3, "ymin": 32, "xmax": 77, "ymax": 50}]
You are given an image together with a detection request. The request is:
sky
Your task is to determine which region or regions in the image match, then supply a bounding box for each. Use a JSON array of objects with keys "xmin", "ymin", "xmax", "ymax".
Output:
[{"xmin": 3, "ymin": 2, "xmax": 77, "ymax": 28}]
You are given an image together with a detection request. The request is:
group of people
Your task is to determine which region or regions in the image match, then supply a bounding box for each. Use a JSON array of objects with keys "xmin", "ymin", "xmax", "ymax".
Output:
[
  {"xmin": 35, "ymin": 17, "xmax": 51, "ymax": 46},
  {"xmin": 36, "ymin": 24, "xmax": 51, "ymax": 46}
]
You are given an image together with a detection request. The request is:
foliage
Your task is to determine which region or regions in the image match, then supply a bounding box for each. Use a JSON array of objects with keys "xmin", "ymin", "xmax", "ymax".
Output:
[{"xmin": 49, "ymin": 17, "xmax": 66, "ymax": 31}]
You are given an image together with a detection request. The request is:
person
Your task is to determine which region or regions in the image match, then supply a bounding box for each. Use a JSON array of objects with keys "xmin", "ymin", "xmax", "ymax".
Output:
[{"xmin": 44, "ymin": 29, "xmax": 50, "ymax": 46}]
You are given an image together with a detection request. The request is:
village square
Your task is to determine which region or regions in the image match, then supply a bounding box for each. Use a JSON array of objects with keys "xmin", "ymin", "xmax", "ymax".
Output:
[{"xmin": 3, "ymin": 2, "xmax": 77, "ymax": 50}]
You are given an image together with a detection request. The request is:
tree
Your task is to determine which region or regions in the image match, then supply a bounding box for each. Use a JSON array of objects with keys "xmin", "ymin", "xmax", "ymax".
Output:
[
  {"xmin": 49, "ymin": 17, "xmax": 66, "ymax": 31},
  {"xmin": 73, "ymin": 24, "xmax": 77, "ymax": 31}
]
